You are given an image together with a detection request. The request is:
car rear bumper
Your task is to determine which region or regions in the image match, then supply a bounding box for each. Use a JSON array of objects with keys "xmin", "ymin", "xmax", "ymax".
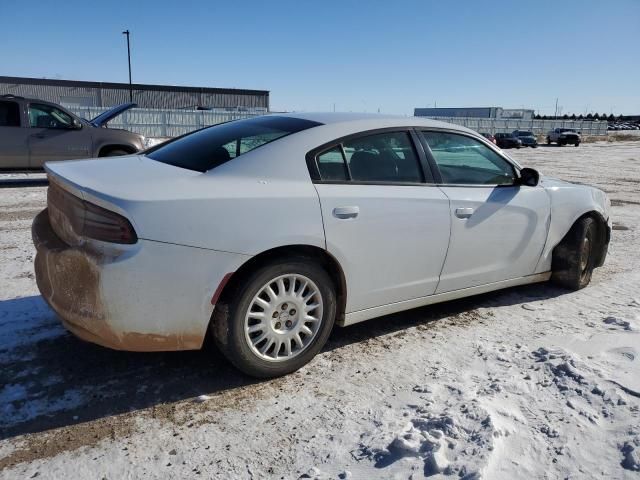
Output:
[{"xmin": 32, "ymin": 209, "xmax": 248, "ymax": 351}]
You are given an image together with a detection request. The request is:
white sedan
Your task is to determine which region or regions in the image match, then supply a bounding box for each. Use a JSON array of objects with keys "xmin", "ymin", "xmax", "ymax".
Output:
[{"xmin": 32, "ymin": 113, "xmax": 611, "ymax": 377}]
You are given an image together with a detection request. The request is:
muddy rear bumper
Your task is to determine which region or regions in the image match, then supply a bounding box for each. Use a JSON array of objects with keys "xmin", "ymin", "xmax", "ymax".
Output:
[{"xmin": 32, "ymin": 209, "xmax": 248, "ymax": 352}]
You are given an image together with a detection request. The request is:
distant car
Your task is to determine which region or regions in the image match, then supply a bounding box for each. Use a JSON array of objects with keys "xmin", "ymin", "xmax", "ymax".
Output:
[
  {"xmin": 0, "ymin": 94, "xmax": 145, "ymax": 170},
  {"xmin": 494, "ymin": 133, "xmax": 522, "ymax": 149},
  {"xmin": 32, "ymin": 113, "xmax": 611, "ymax": 378},
  {"xmin": 547, "ymin": 128, "xmax": 581, "ymax": 147},
  {"xmin": 512, "ymin": 130, "xmax": 538, "ymax": 148},
  {"xmin": 480, "ymin": 133, "xmax": 496, "ymax": 144}
]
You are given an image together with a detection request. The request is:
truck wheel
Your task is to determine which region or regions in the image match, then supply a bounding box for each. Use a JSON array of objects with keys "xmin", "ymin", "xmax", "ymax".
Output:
[
  {"xmin": 551, "ymin": 217, "xmax": 598, "ymax": 290},
  {"xmin": 211, "ymin": 259, "xmax": 336, "ymax": 378},
  {"xmin": 546, "ymin": 137, "xmax": 551, "ymax": 145},
  {"xmin": 103, "ymin": 149, "xmax": 129, "ymax": 157},
  {"xmin": 574, "ymin": 142, "xmax": 580, "ymax": 147}
]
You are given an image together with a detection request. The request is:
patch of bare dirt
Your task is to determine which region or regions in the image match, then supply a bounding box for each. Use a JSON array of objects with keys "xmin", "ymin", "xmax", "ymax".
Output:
[{"xmin": 0, "ymin": 209, "xmax": 41, "ymax": 222}]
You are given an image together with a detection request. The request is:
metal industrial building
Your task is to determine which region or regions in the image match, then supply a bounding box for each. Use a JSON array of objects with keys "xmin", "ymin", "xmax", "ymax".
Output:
[
  {"xmin": 415, "ymin": 107, "xmax": 534, "ymax": 120},
  {"xmin": 0, "ymin": 75, "xmax": 269, "ymax": 110}
]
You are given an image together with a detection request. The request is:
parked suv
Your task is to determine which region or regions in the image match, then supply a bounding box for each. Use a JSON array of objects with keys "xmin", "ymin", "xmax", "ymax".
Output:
[
  {"xmin": 512, "ymin": 130, "xmax": 538, "ymax": 148},
  {"xmin": 547, "ymin": 128, "xmax": 581, "ymax": 147},
  {"xmin": 0, "ymin": 94, "xmax": 144, "ymax": 169},
  {"xmin": 494, "ymin": 133, "xmax": 522, "ymax": 149}
]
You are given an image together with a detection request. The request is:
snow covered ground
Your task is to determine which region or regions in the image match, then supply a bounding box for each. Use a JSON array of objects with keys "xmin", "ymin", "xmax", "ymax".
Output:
[{"xmin": 1, "ymin": 142, "xmax": 639, "ymax": 479}]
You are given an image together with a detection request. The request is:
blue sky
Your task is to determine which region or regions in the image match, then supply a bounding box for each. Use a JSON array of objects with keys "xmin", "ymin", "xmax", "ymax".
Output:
[{"xmin": 2, "ymin": 0, "xmax": 639, "ymax": 115}]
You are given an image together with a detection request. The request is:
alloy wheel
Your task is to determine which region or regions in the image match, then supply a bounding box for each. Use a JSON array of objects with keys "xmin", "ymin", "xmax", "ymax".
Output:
[{"xmin": 244, "ymin": 274, "xmax": 323, "ymax": 362}]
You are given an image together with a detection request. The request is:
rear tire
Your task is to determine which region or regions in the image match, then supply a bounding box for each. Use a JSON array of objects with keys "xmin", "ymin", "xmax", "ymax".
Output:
[
  {"xmin": 574, "ymin": 142, "xmax": 580, "ymax": 147},
  {"xmin": 546, "ymin": 137, "xmax": 551, "ymax": 145},
  {"xmin": 551, "ymin": 217, "xmax": 598, "ymax": 290},
  {"xmin": 211, "ymin": 259, "xmax": 336, "ymax": 378},
  {"xmin": 102, "ymin": 149, "xmax": 129, "ymax": 157}
]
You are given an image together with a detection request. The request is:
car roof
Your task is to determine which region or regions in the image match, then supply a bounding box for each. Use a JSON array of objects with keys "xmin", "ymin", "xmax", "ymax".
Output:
[
  {"xmin": 1, "ymin": 94, "xmax": 62, "ymax": 106},
  {"xmin": 273, "ymin": 112, "xmax": 479, "ymax": 135}
]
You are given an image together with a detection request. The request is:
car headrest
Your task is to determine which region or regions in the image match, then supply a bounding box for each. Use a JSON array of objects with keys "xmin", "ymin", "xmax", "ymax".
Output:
[
  {"xmin": 349, "ymin": 150, "xmax": 395, "ymax": 181},
  {"xmin": 36, "ymin": 116, "xmax": 51, "ymax": 128}
]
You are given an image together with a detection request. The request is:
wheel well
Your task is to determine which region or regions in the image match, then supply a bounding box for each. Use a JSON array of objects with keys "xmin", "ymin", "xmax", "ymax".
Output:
[
  {"xmin": 214, "ymin": 245, "xmax": 347, "ymax": 324},
  {"xmin": 98, "ymin": 145, "xmax": 136, "ymax": 157},
  {"xmin": 555, "ymin": 211, "xmax": 608, "ymax": 267}
]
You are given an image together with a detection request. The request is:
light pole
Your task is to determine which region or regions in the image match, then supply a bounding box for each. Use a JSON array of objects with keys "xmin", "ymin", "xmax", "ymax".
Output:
[{"xmin": 122, "ymin": 30, "xmax": 133, "ymax": 102}]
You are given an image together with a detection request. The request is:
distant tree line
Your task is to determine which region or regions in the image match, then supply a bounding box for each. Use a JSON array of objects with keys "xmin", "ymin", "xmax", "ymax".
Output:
[{"xmin": 533, "ymin": 113, "xmax": 624, "ymax": 121}]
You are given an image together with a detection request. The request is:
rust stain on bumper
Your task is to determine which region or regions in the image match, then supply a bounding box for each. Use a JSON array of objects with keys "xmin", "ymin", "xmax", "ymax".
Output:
[{"xmin": 32, "ymin": 209, "xmax": 203, "ymax": 352}]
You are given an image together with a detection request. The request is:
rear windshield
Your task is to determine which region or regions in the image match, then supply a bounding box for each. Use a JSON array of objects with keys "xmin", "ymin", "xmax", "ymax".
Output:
[
  {"xmin": 517, "ymin": 131, "xmax": 533, "ymax": 136},
  {"xmin": 146, "ymin": 116, "xmax": 322, "ymax": 172}
]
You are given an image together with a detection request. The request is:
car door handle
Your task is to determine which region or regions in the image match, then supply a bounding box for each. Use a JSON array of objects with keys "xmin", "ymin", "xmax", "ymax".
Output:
[
  {"xmin": 455, "ymin": 207, "xmax": 474, "ymax": 219},
  {"xmin": 333, "ymin": 206, "xmax": 359, "ymax": 219}
]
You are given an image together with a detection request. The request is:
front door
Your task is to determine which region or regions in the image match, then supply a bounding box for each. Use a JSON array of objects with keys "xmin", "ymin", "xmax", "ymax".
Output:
[
  {"xmin": 420, "ymin": 130, "xmax": 550, "ymax": 293},
  {"xmin": 27, "ymin": 102, "xmax": 91, "ymax": 168},
  {"xmin": 312, "ymin": 130, "xmax": 451, "ymax": 313}
]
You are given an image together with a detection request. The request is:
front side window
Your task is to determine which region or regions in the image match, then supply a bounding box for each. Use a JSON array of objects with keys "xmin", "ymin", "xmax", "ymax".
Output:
[
  {"xmin": 29, "ymin": 103, "xmax": 74, "ymax": 129},
  {"xmin": 316, "ymin": 131, "xmax": 423, "ymax": 183},
  {"xmin": 147, "ymin": 116, "xmax": 321, "ymax": 172},
  {"xmin": 422, "ymin": 131, "xmax": 516, "ymax": 185},
  {"xmin": 0, "ymin": 101, "xmax": 20, "ymax": 127}
]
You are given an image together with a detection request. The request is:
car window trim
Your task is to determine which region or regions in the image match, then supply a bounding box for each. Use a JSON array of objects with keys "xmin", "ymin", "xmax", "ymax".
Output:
[
  {"xmin": 417, "ymin": 128, "xmax": 522, "ymax": 188},
  {"xmin": 306, "ymin": 127, "xmax": 435, "ymax": 186}
]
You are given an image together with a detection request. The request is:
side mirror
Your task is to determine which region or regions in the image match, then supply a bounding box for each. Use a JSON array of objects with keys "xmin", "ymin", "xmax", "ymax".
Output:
[
  {"xmin": 72, "ymin": 119, "xmax": 83, "ymax": 130},
  {"xmin": 518, "ymin": 167, "xmax": 540, "ymax": 187}
]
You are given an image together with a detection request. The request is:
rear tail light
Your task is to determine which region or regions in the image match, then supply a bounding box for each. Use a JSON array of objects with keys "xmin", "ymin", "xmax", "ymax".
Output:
[
  {"xmin": 82, "ymin": 201, "xmax": 138, "ymax": 244},
  {"xmin": 48, "ymin": 181, "xmax": 137, "ymax": 244}
]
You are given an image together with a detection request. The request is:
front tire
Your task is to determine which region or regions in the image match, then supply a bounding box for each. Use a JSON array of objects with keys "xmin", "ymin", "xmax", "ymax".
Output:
[
  {"xmin": 212, "ymin": 260, "xmax": 336, "ymax": 378},
  {"xmin": 551, "ymin": 217, "xmax": 598, "ymax": 290}
]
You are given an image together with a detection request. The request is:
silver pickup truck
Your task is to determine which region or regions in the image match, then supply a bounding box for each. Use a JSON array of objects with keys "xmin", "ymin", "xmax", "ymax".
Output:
[
  {"xmin": 0, "ymin": 94, "xmax": 144, "ymax": 170},
  {"xmin": 546, "ymin": 128, "xmax": 581, "ymax": 147}
]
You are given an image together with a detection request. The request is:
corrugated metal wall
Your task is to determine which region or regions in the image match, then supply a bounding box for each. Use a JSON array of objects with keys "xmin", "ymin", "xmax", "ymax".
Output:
[{"xmin": 0, "ymin": 77, "xmax": 269, "ymax": 110}]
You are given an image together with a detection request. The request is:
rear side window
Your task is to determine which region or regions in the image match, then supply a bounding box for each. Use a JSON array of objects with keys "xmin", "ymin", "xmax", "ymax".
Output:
[
  {"xmin": 146, "ymin": 116, "xmax": 322, "ymax": 172},
  {"xmin": 317, "ymin": 147, "xmax": 348, "ymax": 181},
  {"xmin": 316, "ymin": 131, "xmax": 423, "ymax": 183},
  {"xmin": 422, "ymin": 131, "xmax": 516, "ymax": 185},
  {"xmin": 0, "ymin": 101, "xmax": 20, "ymax": 127}
]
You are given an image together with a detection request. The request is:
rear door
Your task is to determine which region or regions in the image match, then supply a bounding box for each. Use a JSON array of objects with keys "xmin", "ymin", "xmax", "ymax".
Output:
[
  {"xmin": 27, "ymin": 102, "xmax": 92, "ymax": 167},
  {"xmin": 0, "ymin": 99, "xmax": 29, "ymax": 169},
  {"xmin": 419, "ymin": 130, "xmax": 550, "ymax": 293},
  {"xmin": 310, "ymin": 129, "xmax": 451, "ymax": 313}
]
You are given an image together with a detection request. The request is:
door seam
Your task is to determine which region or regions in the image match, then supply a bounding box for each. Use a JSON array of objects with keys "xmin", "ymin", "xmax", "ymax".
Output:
[
  {"xmin": 434, "ymin": 185, "xmax": 452, "ymax": 294},
  {"xmin": 311, "ymin": 183, "xmax": 328, "ymax": 250}
]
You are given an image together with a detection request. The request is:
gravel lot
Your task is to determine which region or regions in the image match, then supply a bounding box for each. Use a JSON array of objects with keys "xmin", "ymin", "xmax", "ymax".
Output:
[{"xmin": 1, "ymin": 141, "xmax": 639, "ymax": 479}]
